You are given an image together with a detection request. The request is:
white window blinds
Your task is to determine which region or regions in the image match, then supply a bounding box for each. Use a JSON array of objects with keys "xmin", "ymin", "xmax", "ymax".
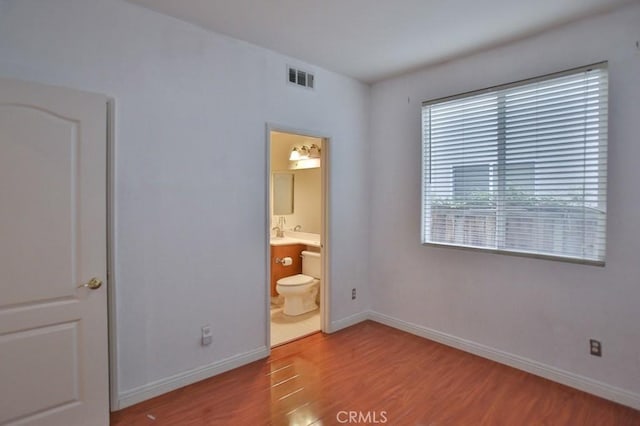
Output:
[{"xmin": 421, "ymin": 63, "xmax": 608, "ymax": 265}]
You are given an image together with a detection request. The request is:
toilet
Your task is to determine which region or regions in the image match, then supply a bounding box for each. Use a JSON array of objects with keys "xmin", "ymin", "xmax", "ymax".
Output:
[{"xmin": 276, "ymin": 250, "xmax": 320, "ymax": 316}]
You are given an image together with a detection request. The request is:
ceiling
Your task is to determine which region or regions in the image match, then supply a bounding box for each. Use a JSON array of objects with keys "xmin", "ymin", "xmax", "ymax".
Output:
[{"xmin": 128, "ymin": 0, "xmax": 633, "ymax": 83}]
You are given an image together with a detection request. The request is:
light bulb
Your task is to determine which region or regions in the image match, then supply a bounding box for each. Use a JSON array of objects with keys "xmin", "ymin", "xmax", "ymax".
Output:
[{"xmin": 289, "ymin": 147, "xmax": 300, "ymax": 161}]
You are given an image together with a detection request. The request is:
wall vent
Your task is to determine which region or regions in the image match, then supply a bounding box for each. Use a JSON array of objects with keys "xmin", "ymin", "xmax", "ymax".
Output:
[{"xmin": 287, "ymin": 66, "xmax": 314, "ymax": 89}]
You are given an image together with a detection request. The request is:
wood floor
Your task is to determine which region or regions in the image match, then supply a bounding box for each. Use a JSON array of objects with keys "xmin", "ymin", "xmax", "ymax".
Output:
[{"xmin": 111, "ymin": 321, "xmax": 640, "ymax": 425}]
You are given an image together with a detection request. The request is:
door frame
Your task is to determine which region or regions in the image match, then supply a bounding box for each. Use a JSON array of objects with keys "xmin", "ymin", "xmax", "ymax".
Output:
[
  {"xmin": 107, "ymin": 99, "xmax": 119, "ymax": 411},
  {"xmin": 264, "ymin": 123, "xmax": 331, "ymax": 347}
]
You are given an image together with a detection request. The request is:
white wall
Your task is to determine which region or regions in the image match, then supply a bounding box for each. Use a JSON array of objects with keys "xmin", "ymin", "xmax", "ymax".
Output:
[
  {"xmin": 370, "ymin": 2, "xmax": 640, "ymax": 403},
  {"xmin": 0, "ymin": 0, "xmax": 371, "ymax": 406}
]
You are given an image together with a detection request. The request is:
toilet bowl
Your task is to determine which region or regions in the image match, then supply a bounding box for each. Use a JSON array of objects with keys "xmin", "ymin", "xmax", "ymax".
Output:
[{"xmin": 276, "ymin": 251, "xmax": 321, "ymax": 316}]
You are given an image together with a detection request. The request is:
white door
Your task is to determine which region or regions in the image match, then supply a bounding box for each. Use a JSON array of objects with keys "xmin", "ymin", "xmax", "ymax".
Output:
[{"xmin": 0, "ymin": 78, "xmax": 109, "ymax": 426}]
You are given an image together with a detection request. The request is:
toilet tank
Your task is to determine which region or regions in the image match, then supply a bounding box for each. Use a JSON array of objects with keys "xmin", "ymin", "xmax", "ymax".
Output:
[{"xmin": 301, "ymin": 251, "xmax": 321, "ymax": 279}]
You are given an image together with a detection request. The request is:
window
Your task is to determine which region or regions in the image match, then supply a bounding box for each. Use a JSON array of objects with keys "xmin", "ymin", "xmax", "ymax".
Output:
[
  {"xmin": 421, "ymin": 63, "xmax": 608, "ymax": 265},
  {"xmin": 453, "ymin": 164, "xmax": 490, "ymax": 203}
]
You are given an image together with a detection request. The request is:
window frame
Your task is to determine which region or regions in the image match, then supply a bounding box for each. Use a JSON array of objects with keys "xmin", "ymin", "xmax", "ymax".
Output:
[{"xmin": 420, "ymin": 62, "xmax": 608, "ymax": 266}]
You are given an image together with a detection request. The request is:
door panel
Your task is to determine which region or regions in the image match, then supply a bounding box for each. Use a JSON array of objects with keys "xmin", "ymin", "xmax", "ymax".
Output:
[
  {"xmin": 0, "ymin": 322, "xmax": 79, "ymax": 423},
  {"xmin": 0, "ymin": 106, "xmax": 78, "ymax": 306},
  {"xmin": 0, "ymin": 77, "xmax": 108, "ymax": 426}
]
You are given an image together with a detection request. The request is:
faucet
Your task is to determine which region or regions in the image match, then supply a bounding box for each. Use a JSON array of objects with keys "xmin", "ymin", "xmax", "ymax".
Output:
[
  {"xmin": 293, "ymin": 225, "xmax": 302, "ymax": 231},
  {"xmin": 272, "ymin": 226, "xmax": 284, "ymax": 238},
  {"xmin": 272, "ymin": 216, "xmax": 286, "ymax": 238}
]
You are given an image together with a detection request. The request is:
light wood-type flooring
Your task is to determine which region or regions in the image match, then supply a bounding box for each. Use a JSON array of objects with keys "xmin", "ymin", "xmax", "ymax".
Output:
[{"xmin": 111, "ymin": 321, "xmax": 640, "ymax": 425}]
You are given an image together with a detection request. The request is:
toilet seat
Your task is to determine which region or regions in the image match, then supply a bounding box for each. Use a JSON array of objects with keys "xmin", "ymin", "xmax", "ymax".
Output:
[{"xmin": 277, "ymin": 274, "xmax": 313, "ymax": 286}]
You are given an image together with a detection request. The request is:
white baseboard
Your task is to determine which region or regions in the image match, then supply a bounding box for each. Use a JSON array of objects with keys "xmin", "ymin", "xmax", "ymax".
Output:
[
  {"xmin": 329, "ymin": 311, "xmax": 369, "ymax": 333},
  {"xmin": 116, "ymin": 346, "xmax": 269, "ymax": 410},
  {"xmin": 368, "ymin": 311, "xmax": 640, "ymax": 411},
  {"xmin": 115, "ymin": 311, "xmax": 640, "ymax": 412}
]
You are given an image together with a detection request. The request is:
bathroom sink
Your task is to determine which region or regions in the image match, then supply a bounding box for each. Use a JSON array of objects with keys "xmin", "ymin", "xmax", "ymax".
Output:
[
  {"xmin": 269, "ymin": 236, "xmax": 297, "ymax": 245},
  {"xmin": 270, "ymin": 232, "xmax": 321, "ymax": 248}
]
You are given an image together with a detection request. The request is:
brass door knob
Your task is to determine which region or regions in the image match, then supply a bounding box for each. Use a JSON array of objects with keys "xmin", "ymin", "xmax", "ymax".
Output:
[{"xmin": 79, "ymin": 277, "xmax": 103, "ymax": 290}]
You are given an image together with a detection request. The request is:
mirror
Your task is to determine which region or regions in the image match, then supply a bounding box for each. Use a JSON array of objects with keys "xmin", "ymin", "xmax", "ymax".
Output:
[{"xmin": 273, "ymin": 173, "xmax": 294, "ymax": 215}]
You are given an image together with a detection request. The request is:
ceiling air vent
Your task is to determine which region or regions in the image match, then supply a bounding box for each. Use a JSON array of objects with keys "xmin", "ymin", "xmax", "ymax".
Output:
[{"xmin": 287, "ymin": 66, "xmax": 314, "ymax": 90}]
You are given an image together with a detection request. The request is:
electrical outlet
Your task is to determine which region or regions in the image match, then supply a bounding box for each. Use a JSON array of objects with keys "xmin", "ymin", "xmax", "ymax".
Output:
[
  {"xmin": 351, "ymin": 288, "xmax": 356, "ymax": 300},
  {"xmin": 590, "ymin": 339, "xmax": 602, "ymax": 357},
  {"xmin": 201, "ymin": 325, "xmax": 212, "ymax": 346}
]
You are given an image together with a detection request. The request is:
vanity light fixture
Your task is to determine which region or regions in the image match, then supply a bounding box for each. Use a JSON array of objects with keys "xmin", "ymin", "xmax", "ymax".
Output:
[
  {"xmin": 289, "ymin": 144, "xmax": 321, "ymax": 169},
  {"xmin": 299, "ymin": 145, "xmax": 310, "ymax": 159},
  {"xmin": 289, "ymin": 147, "xmax": 301, "ymax": 161},
  {"xmin": 290, "ymin": 145, "xmax": 313, "ymax": 160},
  {"xmin": 308, "ymin": 144, "xmax": 321, "ymax": 158}
]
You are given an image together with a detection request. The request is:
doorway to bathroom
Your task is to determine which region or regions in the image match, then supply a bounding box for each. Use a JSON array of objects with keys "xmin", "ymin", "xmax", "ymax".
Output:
[{"xmin": 266, "ymin": 127, "xmax": 329, "ymax": 348}]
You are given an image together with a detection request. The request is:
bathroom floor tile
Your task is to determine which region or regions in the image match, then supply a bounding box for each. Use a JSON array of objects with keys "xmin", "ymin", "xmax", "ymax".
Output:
[{"xmin": 270, "ymin": 307, "xmax": 320, "ymax": 347}]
